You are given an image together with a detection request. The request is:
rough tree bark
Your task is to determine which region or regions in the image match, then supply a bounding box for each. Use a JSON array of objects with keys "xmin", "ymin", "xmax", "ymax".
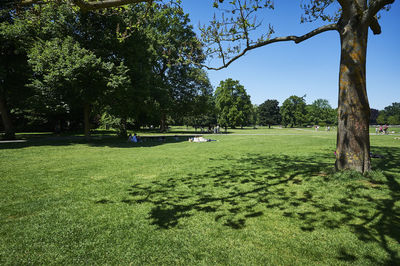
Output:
[
  {"xmin": 335, "ymin": 13, "xmax": 371, "ymax": 173},
  {"xmin": 0, "ymin": 95, "xmax": 15, "ymax": 140}
]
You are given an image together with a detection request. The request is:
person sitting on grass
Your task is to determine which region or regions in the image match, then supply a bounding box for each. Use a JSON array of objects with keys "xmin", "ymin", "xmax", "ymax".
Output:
[
  {"xmin": 128, "ymin": 133, "xmax": 139, "ymax": 143},
  {"xmin": 132, "ymin": 133, "xmax": 141, "ymax": 142}
]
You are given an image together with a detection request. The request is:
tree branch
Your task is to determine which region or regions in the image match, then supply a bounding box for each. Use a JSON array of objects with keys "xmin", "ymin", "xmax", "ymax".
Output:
[
  {"xmin": 364, "ymin": 0, "xmax": 394, "ymax": 23},
  {"xmin": 20, "ymin": 0, "xmax": 151, "ymax": 10},
  {"xmin": 369, "ymin": 16, "xmax": 382, "ymax": 35},
  {"xmin": 337, "ymin": 0, "xmax": 351, "ymax": 13},
  {"xmin": 203, "ymin": 23, "xmax": 338, "ymax": 71}
]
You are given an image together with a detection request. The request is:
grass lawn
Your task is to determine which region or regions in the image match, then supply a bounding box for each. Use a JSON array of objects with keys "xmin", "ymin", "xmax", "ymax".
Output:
[{"xmin": 1, "ymin": 128, "xmax": 399, "ymax": 265}]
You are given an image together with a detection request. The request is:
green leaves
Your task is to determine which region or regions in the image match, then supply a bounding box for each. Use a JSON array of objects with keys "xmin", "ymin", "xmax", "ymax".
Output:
[
  {"xmin": 258, "ymin": 99, "xmax": 281, "ymax": 126},
  {"xmin": 280, "ymin": 95, "xmax": 307, "ymax": 128},
  {"xmin": 28, "ymin": 36, "xmax": 114, "ymax": 108},
  {"xmin": 215, "ymin": 78, "xmax": 252, "ymax": 128}
]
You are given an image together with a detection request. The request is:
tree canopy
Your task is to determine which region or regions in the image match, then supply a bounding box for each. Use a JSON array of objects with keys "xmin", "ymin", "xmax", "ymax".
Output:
[
  {"xmin": 258, "ymin": 99, "xmax": 281, "ymax": 128},
  {"xmin": 280, "ymin": 95, "xmax": 307, "ymax": 128},
  {"xmin": 306, "ymin": 99, "xmax": 336, "ymax": 126},
  {"xmin": 0, "ymin": 1, "xmax": 212, "ymax": 137},
  {"xmin": 215, "ymin": 78, "xmax": 252, "ymax": 129}
]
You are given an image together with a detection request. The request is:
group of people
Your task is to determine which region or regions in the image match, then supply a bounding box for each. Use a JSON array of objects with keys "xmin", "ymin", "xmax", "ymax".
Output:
[
  {"xmin": 127, "ymin": 133, "xmax": 141, "ymax": 142},
  {"xmin": 314, "ymin": 125, "xmax": 332, "ymax": 131},
  {"xmin": 195, "ymin": 125, "xmax": 221, "ymax": 134},
  {"xmin": 376, "ymin": 124, "xmax": 389, "ymax": 135}
]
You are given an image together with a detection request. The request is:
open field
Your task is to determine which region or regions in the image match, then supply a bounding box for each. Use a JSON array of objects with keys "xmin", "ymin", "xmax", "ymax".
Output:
[{"xmin": 1, "ymin": 128, "xmax": 399, "ymax": 265}]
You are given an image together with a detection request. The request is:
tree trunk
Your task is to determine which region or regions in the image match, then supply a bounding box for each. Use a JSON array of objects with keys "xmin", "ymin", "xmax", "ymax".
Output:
[
  {"xmin": 83, "ymin": 103, "xmax": 91, "ymax": 140},
  {"xmin": 119, "ymin": 117, "xmax": 127, "ymax": 137},
  {"xmin": 0, "ymin": 95, "xmax": 15, "ymax": 140},
  {"xmin": 160, "ymin": 113, "xmax": 166, "ymax": 132},
  {"xmin": 336, "ymin": 19, "xmax": 371, "ymax": 173}
]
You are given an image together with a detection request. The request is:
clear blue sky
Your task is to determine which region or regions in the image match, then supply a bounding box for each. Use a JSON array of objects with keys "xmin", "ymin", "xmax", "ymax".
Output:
[{"xmin": 181, "ymin": 0, "xmax": 400, "ymax": 110}]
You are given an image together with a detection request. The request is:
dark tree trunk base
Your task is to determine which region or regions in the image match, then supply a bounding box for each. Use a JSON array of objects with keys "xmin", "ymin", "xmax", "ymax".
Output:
[{"xmin": 0, "ymin": 95, "xmax": 15, "ymax": 140}]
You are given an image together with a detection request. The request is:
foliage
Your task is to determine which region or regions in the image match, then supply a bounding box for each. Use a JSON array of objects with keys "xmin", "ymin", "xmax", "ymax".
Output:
[
  {"xmin": 387, "ymin": 115, "xmax": 400, "ymax": 125},
  {"xmin": 1, "ymin": 2, "xmax": 212, "ymax": 135},
  {"xmin": 306, "ymin": 99, "xmax": 336, "ymax": 126},
  {"xmin": 376, "ymin": 112, "xmax": 386, "ymax": 125},
  {"xmin": 28, "ymin": 36, "xmax": 114, "ymax": 111},
  {"xmin": 280, "ymin": 95, "xmax": 307, "ymax": 127},
  {"xmin": 376, "ymin": 102, "xmax": 400, "ymax": 125},
  {"xmin": 370, "ymin": 108, "xmax": 379, "ymax": 124},
  {"xmin": 257, "ymin": 99, "xmax": 281, "ymax": 128},
  {"xmin": 0, "ymin": 2, "xmax": 36, "ymax": 138},
  {"xmin": 215, "ymin": 78, "xmax": 252, "ymax": 128}
]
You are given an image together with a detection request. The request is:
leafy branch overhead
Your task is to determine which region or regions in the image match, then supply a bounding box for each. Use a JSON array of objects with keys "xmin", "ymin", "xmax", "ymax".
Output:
[
  {"xmin": 200, "ymin": 0, "xmax": 394, "ymax": 70},
  {"xmin": 19, "ymin": 0, "xmax": 152, "ymax": 10}
]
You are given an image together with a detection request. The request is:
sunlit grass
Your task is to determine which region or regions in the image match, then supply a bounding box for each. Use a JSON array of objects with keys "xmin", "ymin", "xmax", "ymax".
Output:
[{"xmin": 1, "ymin": 129, "xmax": 399, "ymax": 264}]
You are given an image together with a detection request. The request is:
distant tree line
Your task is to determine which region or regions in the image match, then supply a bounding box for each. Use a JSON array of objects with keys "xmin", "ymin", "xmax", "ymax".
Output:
[{"xmin": 199, "ymin": 79, "xmax": 399, "ymax": 130}]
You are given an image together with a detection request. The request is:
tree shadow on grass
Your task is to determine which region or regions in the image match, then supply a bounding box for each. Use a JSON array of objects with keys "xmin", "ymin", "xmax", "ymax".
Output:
[
  {"xmin": 121, "ymin": 153, "xmax": 331, "ymax": 228},
  {"xmin": 0, "ymin": 135, "xmax": 191, "ymax": 149},
  {"xmin": 117, "ymin": 146, "xmax": 400, "ymax": 264}
]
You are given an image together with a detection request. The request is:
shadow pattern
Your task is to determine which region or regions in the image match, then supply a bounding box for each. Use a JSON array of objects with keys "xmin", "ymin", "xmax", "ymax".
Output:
[
  {"xmin": 116, "ymin": 146, "xmax": 400, "ymax": 264},
  {"xmin": 0, "ymin": 135, "xmax": 190, "ymax": 149}
]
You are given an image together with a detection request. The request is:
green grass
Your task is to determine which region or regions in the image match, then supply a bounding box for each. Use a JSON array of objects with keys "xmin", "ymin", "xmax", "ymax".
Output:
[{"xmin": 1, "ymin": 128, "xmax": 399, "ymax": 265}]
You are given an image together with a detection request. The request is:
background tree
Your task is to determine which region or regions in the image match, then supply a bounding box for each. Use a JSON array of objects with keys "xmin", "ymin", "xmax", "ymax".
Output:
[
  {"xmin": 280, "ymin": 95, "xmax": 306, "ymax": 128},
  {"xmin": 28, "ymin": 37, "xmax": 115, "ymax": 139},
  {"xmin": 179, "ymin": 69, "xmax": 216, "ymax": 129},
  {"xmin": 376, "ymin": 112, "xmax": 386, "ymax": 125},
  {"xmin": 387, "ymin": 115, "xmax": 400, "ymax": 125},
  {"xmin": 130, "ymin": 2, "xmax": 208, "ymax": 131},
  {"xmin": 0, "ymin": 2, "xmax": 34, "ymax": 139},
  {"xmin": 215, "ymin": 78, "xmax": 252, "ymax": 130},
  {"xmin": 376, "ymin": 102, "xmax": 400, "ymax": 125},
  {"xmin": 383, "ymin": 102, "xmax": 400, "ymax": 125},
  {"xmin": 258, "ymin": 99, "xmax": 281, "ymax": 128},
  {"xmin": 1, "ymin": 2, "xmax": 211, "ymax": 136},
  {"xmin": 200, "ymin": 0, "xmax": 395, "ymax": 173},
  {"xmin": 307, "ymin": 99, "xmax": 336, "ymax": 126},
  {"xmin": 370, "ymin": 108, "xmax": 379, "ymax": 124},
  {"xmin": 250, "ymin": 104, "xmax": 258, "ymax": 128}
]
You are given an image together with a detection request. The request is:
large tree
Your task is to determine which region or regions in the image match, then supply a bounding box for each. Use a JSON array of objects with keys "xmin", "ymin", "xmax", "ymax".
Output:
[
  {"xmin": 215, "ymin": 78, "xmax": 252, "ymax": 129},
  {"xmin": 307, "ymin": 99, "xmax": 336, "ymax": 126},
  {"xmin": 28, "ymin": 37, "xmax": 114, "ymax": 139},
  {"xmin": 258, "ymin": 99, "xmax": 281, "ymax": 128},
  {"xmin": 280, "ymin": 95, "xmax": 307, "ymax": 128},
  {"xmin": 199, "ymin": 0, "xmax": 395, "ymax": 173},
  {"xmin": 0, "ymin": 1, "xmax": 34, "ymax": 139}
]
